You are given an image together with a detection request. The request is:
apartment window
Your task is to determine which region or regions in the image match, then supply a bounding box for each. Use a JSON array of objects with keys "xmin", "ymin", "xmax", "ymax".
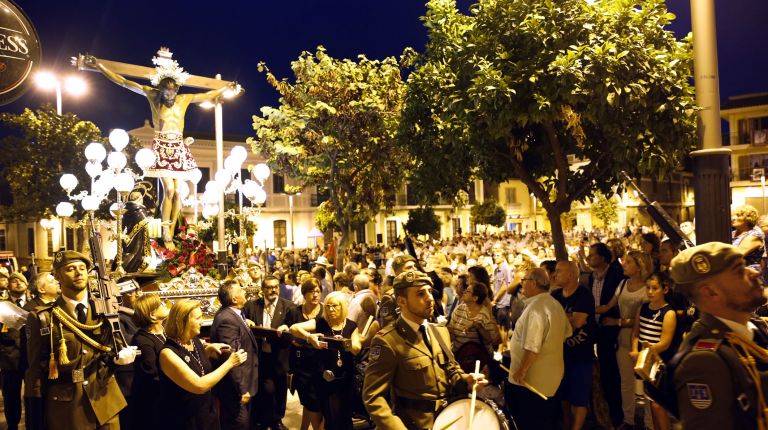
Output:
[
  {"xmin": 452, "ymin": 218, "xmax": 461, "ymax": 236},
  {"xmin": 66, "ymin": 228, "xmax": 74, "ymax": 250},
  {"xmin": 196, "ymin": 167, "xmax": 211, "ymax": 193},
  {"xmin": 386, "ymin": 220, "xmax": 397, "ymax": 244},
  {"xmin": 27, "ymin": 228, "xmax": 34, "ymax": 256},
  {"xmin": 274, "ymin": 220, "xmax": 287, "ymax": 248},
  {"xmin": 738, "ymin": 116, "xmax": 768, "ymax": 145},
  {"xmin": 47, "ymin": 230, "xmax": 54, "ymax": 256},
  {"xmin": 355, "ymin": 224, "xmax": 366, "ymax": 244},
  {"xmin": 406, "ymin": 184, "xmax": 419, "ymax": 206},
  {"xmin": 273, "ymin": 174, "xmax": 285, "ymax": 194},
  {"xmin": 505, "ymin": 188, "xmax": 518, "ymax": 205},
  {"xmin": 0, "ymin": 229, "xmax": 5, "ymax": 250}
]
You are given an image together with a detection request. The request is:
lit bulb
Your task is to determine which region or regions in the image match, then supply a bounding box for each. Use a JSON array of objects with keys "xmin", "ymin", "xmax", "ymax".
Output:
[
  {"xmin": 85, "ymin": 161, "xmax": 102, "ymax": 178},
  {"xmin": 59, "ymin": 174, "xmax": 78, "ymax": 192},
  {"xmin": 107, "ymin": 151, "xmax": 127, "ymax": 170},
  {"xmin": 84, "ymin": 142, "xmax": 106, "ymax": 162},
  {"xmin": 231, "ymin": 146, "xmax": 248, "ymax": 164},
  {"xmin": 56, "ymin": 202, "xmax": 74, "ymax": 217},
  {"xmin": 64, "ymin": 76, "xmax": 87, "ymax": 96},
  {"xmin": 253, "ymin": 163, "xmax": 270, "ymax": 182},
  {"xmin": 114, "ymin": 172, "xmax": 135, "ymax": 193},
  {"xmin": 81, "ymin": 195, "xmax": 100, "ymax": 211},
  {"xmin": 135, "ymin": 148, "xmax": 156, "ymax": 170},
  {"xmin": 109, "ymin": 129, "xmax": 130, "ymax": 152},
  {"xmin": 189, "ymin": 168, "xmax": 203, "ymax": 185}
]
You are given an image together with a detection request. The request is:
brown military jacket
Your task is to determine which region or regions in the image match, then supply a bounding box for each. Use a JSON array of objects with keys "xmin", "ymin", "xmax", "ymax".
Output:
[
  {"xmin": 363, "ymin": 316, "xmax": 466, "ymax": 430},
  {"xmin": 26, "ymin": 296, "xmax": 126, "ymax": 430}
]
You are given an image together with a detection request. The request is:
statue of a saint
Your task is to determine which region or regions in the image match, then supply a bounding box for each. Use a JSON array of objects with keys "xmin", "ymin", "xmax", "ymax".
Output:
[{"xmin": 85, "ymin": 48, "xmax": 241, "ymax": 247}]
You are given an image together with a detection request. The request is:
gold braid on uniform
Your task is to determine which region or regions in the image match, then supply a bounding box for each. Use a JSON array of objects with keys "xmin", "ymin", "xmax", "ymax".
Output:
[
  {"xmin": 51, "ymin": 308, "xmax": 112, "ymax": 364},
  {"xmin": 725, "ymin": 332, "xmax": 768, "ymax": 430}
]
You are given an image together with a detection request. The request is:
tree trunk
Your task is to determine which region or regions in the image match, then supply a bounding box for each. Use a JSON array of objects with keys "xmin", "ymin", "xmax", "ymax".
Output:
[
  {"xmin": 335, "ymin": 226, "xmax": 349, "ymax": 271},
  {"xmin": 547, "ymin": 208, "xmax": 568, "ymax": 261}
]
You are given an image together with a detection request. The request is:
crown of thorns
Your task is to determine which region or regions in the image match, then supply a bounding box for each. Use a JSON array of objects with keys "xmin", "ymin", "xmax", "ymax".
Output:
[{"xmin": 149, "ymin": 47, "xmax": 190, "ymax": 87}]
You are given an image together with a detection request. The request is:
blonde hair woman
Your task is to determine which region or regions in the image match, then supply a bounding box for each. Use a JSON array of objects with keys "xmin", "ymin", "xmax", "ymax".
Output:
[{"xmin": 158, "ymin": 299, "xmax": 246, "ymax": 430}]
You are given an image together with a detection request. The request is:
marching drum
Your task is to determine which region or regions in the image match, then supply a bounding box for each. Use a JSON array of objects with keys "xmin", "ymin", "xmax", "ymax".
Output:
[{"xmin": 432, "ymin": 397, "xmax": 516, "ymax": 430}]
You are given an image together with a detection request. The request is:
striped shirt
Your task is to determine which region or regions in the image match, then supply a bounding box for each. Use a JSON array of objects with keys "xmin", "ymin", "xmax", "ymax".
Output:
[{"xmin": 638, "ymin": 303, "xmax": 676, "ymax": 361}]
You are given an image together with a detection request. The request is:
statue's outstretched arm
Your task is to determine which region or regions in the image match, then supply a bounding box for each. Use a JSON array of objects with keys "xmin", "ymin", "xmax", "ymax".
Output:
[
  {"xmin": 188, "ymin": 81, "xmax": 242, "ymax": 104},
  {"xmin": 85, "ymin": 55, "xmax": 147, "ymax": 96}
]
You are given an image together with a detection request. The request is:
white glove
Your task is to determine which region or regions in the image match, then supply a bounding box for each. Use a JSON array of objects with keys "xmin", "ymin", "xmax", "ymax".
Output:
[
  {"xmin": 113, "ymin": 346, "xmax": 139, "ymax": 365},
  {"xmin": 436, "ymin": 315, "xmax": 448, "ymax": 326},
  {"xmin": 493, "ymin": 351, "xmax": 503, "ymax": 362}
]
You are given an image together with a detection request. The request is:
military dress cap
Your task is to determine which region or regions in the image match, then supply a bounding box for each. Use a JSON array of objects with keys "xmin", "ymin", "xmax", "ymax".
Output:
[
  {"xmin": 392, "ymin": 254, "xmax": 417, "ymax": 273},
  {"xmin": 52, "ymin": 250, "xmax": 93, "ymax": 272},
  {"xmin": 393, "ymin": 270, "xmax": 433, "ymax": 291},
  {"xmin": 669, "ymin": 241, "xmax": 744, "ymax": 285},
  {"xmin": 8, "ymin": 272, "xmax": 27, "ymax": 286}
]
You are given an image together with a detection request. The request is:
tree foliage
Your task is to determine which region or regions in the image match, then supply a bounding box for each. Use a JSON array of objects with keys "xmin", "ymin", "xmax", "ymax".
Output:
[
  {"xmin": 471, "ymin": 199, "xmax": 506, "ymax": 229},
  {"xmin": 404, "ymin": 206, "xmax": 441, "ymax": 237},
  {"xmin": 400, "ymin": 0, "xmax": 697, "ymax": 258},
  {"xmin": 249, "ymin": 47, "xmax": 412, "ymax": 264},
  {"xmin": 0, "ymin": 105, "xmax": 142, "ymax": 221},
  {"xmin": 591, "ymin": 192, "xmax": 619, "ymax": 227}
]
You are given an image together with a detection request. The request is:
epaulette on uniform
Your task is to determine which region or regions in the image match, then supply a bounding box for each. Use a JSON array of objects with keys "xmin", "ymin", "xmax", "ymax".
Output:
[
  {"xmin": 692, "ymin": 338, "xmax": 722, "ymax": 352},
  {"xmin": 376, "ymin": 324, "xmax": 395, "ymax": 337}
]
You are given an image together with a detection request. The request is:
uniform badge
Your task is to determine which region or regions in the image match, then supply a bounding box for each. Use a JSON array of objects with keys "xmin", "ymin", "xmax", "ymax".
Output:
[
  {"xmin": 691, "ymin": 254, "xmax": 711, "ymax": 274},
  {"xmin": 687, "ymin": 383, "xmax": 712, "ymax": 409},
  {"xmin": 693, "ymin": 339, "xmax": 721, "ymax": 352},
  {"xmin": 40, "ymin": 327, "xmax": 50, "ymax": 336},
  {"xmin": 184, "ymin": 355, "xmax": 191, "ymax": 363},
  {"xmin": 370, "ymin": 345, "xmax": 381, "ymax": 361}
]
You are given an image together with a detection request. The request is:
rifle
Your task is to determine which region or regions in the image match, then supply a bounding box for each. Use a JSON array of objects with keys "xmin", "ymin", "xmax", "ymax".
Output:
[
  {"xmin": 88, "ymin": 213, "xmax": 130, "ymax": 354},
  {"xmin": 621, "ymin": 172, "xmax": 693, "ymax": 249}
]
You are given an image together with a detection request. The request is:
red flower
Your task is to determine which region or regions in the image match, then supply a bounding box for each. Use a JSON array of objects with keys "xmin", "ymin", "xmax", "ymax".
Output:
[
  {"xmin": 178, "ymin": 256, "xmax": 186, "ymax": 263},
  {"xmin": 178, "ymin": 225, "xmax": 187, "ymax": 231}
]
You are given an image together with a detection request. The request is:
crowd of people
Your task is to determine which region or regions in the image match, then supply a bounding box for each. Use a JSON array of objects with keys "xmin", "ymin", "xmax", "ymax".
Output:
[{"xmin": 2, "ymin": 205, "xmax": 768, "ymax": 429}]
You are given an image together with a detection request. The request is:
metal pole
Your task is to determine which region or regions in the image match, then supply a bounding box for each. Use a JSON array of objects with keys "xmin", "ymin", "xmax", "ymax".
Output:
[
  {"xmin": 214, "ymin": 73, "xmax": 227, "ymax": 267},
  {"xmin": 55, "ymin": 81, "xmax": 62, "ymax": 115},
  {"xmin": 60, "ymin": 217, "xmax": 66, "ymax": 251},
  {"xmin": 690, "ymin": 0, "xmax": 730, "ymax": 243}
]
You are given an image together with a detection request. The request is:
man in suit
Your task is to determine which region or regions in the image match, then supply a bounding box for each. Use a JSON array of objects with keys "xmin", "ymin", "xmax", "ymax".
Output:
[
  {"xmin": 244, "ymin": 275, "xmax": 296, "ymax": 430},
  {"xmin": 25, "ymin": 250, "xmax": 137, "ymax": 430},
  {"xmin": 0, "ymin": 273, "xmax": 30, "ymax": 430},
  {"xmin": 211, "ymin": 279, "xmax": 259, "ymax": 430},
  {"xmin": 363, "ymin": 270, "xmax": 486, "ymax": 430},
  {"xmin": 588, "ymin": 242, "xmax": 626, "ymax": 427}
]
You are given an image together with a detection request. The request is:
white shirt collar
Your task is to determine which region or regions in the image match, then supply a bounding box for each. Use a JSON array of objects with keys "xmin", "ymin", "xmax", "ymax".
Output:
[
  {"xmin": 401, "ymin": 314, "xmax": 428, "ymax": 334},
  {"xmin": 715, "ymin": 315, "xmax": 756, "ymax": 340},
  {"xmin": 61, "ymin": 292, "xmax": 89, "ymax": 318}
]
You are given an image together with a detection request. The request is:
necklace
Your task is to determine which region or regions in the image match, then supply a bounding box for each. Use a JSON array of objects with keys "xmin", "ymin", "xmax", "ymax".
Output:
[
  {"xmin": 187, "ymin": 342, "xmax": 206, "ymax": 376},
  {"xmin": 151, "ymin": 331, "xmax": 166, "ymax": 343}
]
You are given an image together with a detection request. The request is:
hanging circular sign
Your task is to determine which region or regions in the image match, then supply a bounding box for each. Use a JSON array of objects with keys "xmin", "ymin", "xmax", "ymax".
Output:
[{"xmin": 0, "ymin": 0, "xmax": 41, "ymax": 106}]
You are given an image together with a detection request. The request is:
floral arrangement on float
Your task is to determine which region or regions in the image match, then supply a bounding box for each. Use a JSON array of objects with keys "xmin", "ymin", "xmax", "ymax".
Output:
[{"xmin": 151, "ymin": 226, "xmax": 220, "ymax": 280}]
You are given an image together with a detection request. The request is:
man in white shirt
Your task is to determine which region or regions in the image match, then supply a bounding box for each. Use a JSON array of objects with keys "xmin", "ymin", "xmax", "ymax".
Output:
[
  {"xmin": 507, "ymin": 267, "xmax": 571, "ymax": 430},
  {"xmin": 348, "ymin": 274, "xmax": 377, "ymax": 345}
]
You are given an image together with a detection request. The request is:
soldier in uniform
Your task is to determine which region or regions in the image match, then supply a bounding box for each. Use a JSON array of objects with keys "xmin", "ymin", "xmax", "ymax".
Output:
[
  {"xmin": 363, "ymin": 270, "xmax": 486, "ymax": 430},
  {"xmin": 25, "ymin": 250, "xmax": 138, "ymax": 430},
  {"xmin": 1, "ymin": 273, "xmax": 30, "ymax": 430},
  {"xmin": 667, "ymin": 242, "xmax": 768, "ymax": 429},
  {"xmin": 0, "ymin": 266, "xmax": 10, "ymax": 299}
]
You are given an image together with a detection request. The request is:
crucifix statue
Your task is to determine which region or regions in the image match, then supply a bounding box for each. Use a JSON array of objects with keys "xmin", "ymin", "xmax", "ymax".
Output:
[{"xmin": 74, "ymin": 48, "xmax": 241, "ymax": 249}]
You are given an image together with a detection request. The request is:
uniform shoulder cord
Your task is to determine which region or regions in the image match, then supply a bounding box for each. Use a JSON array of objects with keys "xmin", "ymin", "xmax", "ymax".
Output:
[
  {"xmin": 46, "ymin": 307, "xmax": 112, "ymax": 380},
  {"xmin": 725, "ymin": 332, "xmax": 768, "ymax": 430}
]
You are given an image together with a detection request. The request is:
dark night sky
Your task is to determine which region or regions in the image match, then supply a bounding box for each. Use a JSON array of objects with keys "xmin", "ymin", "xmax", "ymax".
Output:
[{"xmin": 4, "ymin": 0, "xmax": 766, "ymax": 138}]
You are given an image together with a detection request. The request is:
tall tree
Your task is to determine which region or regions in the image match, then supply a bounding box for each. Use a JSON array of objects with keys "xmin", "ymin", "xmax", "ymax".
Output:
[
  {"xmin": 591, "ymin": 192, "xmax": 619, "ymax": 228},
  {"xmin": 404, "ymin": 206, "xmax": 441, "ymax": 238},
  {"xmin": 0, "ymin": 105, "xmax": 103, "ymax": 221},
  {"xmin": 400, "ymin": 0, "xmax": 697, "ymax": 259},
  {"xmin": 250, "ymin": 47, "xmax": 411, "ymax": 265},
  {"xmin": 470, "ymin": 199, "xmax": 506, "ymax": 231}
]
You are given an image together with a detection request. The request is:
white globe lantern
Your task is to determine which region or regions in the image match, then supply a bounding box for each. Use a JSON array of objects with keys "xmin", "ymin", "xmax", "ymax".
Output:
[
  {"xmin": 253, "ymin": 163, "xmax": 270, "ymax": 183},
  {"xmin": 215, "ymin": 169, "xmax": 232, "ymax": 188},
  {"xmin": 109, "ymin": 202, "xmax": 119, "ymax": 218},
  {"xmin": 56, "ymin": 202, "xmax": 74, "ymax": 217},
  {"xmin": 205, "ymin": 180, "xmax": 221, "ymax": 195},
  {"xmin": 85, "ymin": 161, "xmax": 102, "ymax": 178},
  {"xmin": 114, "ymin": 172, "xmax": 135, "ymax": 193},
  {"xmin": 84, "ymin": 142, "xmax": 106, "ymax": 163},
  {"xmin": 252, "ymin": 187, "xmax": 267, "ymax": 205},
  {"xmin": 81, "ymin": 195, "xmax": 100, "ymax": 211},
  {"xmin": 135, "ymin": 148, "xmax": 156, "ymax": 171},
  {"xmin": 231, "ymin": 146, "xmax": 248, "ymax": 164},
  {"xmin": 202, "ymin": 190, "xmax": 219, "ymax": 205},
  {"xmin": 93, "ymin": 178, "xmax": 111, "ymax": 197},
  {"xmin": 59, "ymin": 174, "xmax": 78, "ymax": 192},
  {"xmin": 224, "ymin": 155, "xmax": 241, "ymax": 173},
  {"xmin": 177, "ymin": 182, "xmax": 190, "ymax": 201},
  {"xmin": 107, "ymin": 151, "xmax": 127, "ymax": 170},
  {"xmin": 109, "ymin": 129, "xmax": 130, "ymax": 152},
  {"xmin": 189, "ymin": 168, "xmax": 203, "ymax": 185},
  {"xmin": 240, "ymin": 180, "xmax": 259, "ymax": 200},
  {"xmin": 202, "ymin": 204, "xmax": 219, "ymax": 220}
]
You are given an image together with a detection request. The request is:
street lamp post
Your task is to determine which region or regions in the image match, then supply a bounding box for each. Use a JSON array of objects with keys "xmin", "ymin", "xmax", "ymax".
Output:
[
  {"xmin": 35, "ymin": 72, "xmax": 87, "ymax": 115},
  {"xmin": 55, "ymin": 202, "xmax": 74, "ymax": 251}
]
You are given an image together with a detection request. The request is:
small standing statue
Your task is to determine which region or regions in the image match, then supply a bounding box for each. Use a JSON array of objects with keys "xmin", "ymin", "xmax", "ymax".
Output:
[{"xmin": 85, "ymin": 48, "xmax": 241, "ymax": 248}]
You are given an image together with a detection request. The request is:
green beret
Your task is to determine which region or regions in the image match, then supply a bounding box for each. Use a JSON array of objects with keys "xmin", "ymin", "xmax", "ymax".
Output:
[
  {"xmin": 53, "ymin": 250, "xmax": 92, "ymax": 272},
  {"xmin": 669, "ymin": 242, "xmax": 744, "ymax": 286},
  {"xmin": 393, "ymin": 270, "xmax": 433, "ymax": 291},
  {"xmin": 9, "ymin": 273, "xmax": 27, "ymax": 286},
  {"xmin": 392, "ymin": 255, "xmax": 417, "ymax": 273}
]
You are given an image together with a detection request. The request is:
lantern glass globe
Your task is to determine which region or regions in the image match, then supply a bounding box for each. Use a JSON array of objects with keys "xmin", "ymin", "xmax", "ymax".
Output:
[
  {"xmin": 56, "ymin": 202, "xmax": 74, "ymax": 217},
  {"xmin": 59, "ymin": 174, "xmax": 78, "ymax": 192},
  {"xmin": 84, "ymin": 142, "xmax": 107, "ymax": 163},
  {"xmin": 253, "ymin": 163, "xmax": 270, "ymax": 182},
  {"xmin": 109, "ymin": 129, "xmax": 130, "ymax": 152}
]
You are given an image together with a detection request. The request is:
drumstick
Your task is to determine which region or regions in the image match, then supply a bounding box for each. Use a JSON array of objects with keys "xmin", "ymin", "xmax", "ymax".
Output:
[
  {"xmin": 468, "ymin": 360, "xmax": 480, "ymax": 430},
  {"xmin": 435, "ymin": 415, "xmax": 463, "ymax": 430},
  {"xmin": 361, "ymin": 315, "xmax": 374, "ymax": 338},
  {"xmin": 499, "ymin": 363, "xmax": 548, "ymax": 400}
]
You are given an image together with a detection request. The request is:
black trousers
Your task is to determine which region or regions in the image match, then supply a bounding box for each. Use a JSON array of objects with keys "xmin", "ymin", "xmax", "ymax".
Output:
[
  {"xmin": 253, "ymin": 352, "xmax": 288, "ymax": 427},
  {"xmin": 597, "ymin": 326, "xmax": 623, "ymax": 425},
  {"xmin": 505, "ymin": 381, "xmax": 557, "ymax": 430},
  {"xmin": 2, "ymin": 369, "xmax": 23, "ymax": 429},
  {"xmin": 219, "ymin": 394, "xmax": 251, "ymax": 430}
]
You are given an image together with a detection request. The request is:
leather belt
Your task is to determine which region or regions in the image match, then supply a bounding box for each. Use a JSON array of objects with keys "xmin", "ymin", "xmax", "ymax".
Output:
[{"xmin": 396, "ymin": 396, "xmax": 446, "ymax": 412}]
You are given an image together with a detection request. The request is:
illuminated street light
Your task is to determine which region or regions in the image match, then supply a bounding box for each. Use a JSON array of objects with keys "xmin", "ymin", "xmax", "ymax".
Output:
[{"xmin": 35, "ymin": 71, "xmax": 87, "ymax": 115}]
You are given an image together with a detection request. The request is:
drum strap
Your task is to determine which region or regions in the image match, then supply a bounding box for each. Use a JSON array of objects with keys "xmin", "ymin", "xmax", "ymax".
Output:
[{"xmin": 430, "ymin": 325, "xmax": 455, "ymax": 363}]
